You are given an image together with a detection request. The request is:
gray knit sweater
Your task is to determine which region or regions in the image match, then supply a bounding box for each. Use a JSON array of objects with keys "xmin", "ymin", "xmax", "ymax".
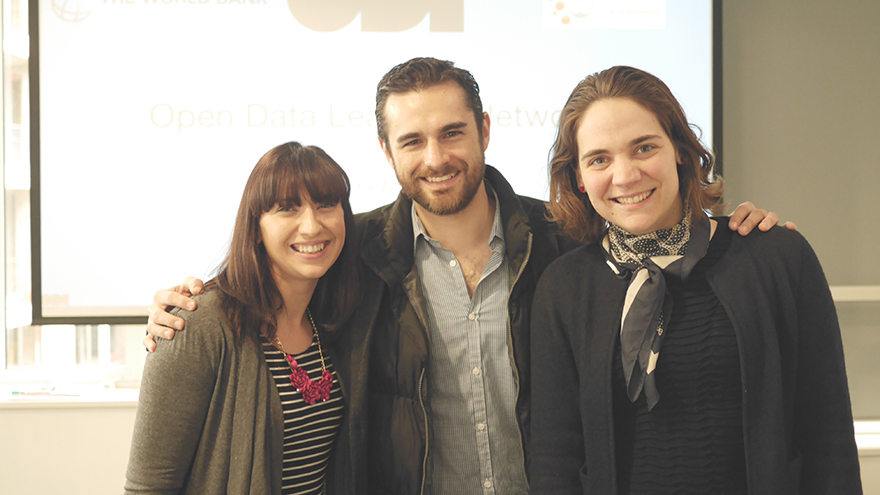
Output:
[{"xmin": 125, "ymin": 290, "xmax": 285, "ymax": 494}]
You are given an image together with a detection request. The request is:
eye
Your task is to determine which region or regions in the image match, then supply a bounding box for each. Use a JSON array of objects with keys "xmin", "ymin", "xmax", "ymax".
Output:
[
  {"xmin": 402, "ymin": 138, "xmax": 420, "ymax": 148},
  {"xmin": 276, "ymin": 202, "xmax": 297, "ymax": 213},
  {"xmin": 319, "ymin": 201, "xmax": 338, "ymax": 209},
  {"xmin": 636, "ymin": 144, "xmax": 655, "ymax": 154},
  {"xmin": 445, "ymin": 130, "xmax": 462, "ymax": 138},
  {"xmin": 589, "ymin": 156, "xmax": 608, "ymax": 168}
]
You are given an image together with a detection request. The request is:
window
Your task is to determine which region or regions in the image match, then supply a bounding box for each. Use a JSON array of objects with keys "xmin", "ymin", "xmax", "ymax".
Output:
[{"xmin": 1, "ymin": 0, "xmax": 146, "ymax": 385}]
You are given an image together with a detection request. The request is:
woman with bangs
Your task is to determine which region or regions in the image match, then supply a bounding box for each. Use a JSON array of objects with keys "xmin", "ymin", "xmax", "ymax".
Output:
[
  {"xmin": 529, "ymin": 67, "xmax": 861, "ymax": 494},
  {"xmin": 125, "ymin": 142, "xmax": 359, "ymax": 495}
]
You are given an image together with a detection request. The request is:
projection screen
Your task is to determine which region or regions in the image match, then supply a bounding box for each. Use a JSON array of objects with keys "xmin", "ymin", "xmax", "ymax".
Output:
[{"xmin": 34, "ymin": 0, "xmax": 716, "ymax": 321}]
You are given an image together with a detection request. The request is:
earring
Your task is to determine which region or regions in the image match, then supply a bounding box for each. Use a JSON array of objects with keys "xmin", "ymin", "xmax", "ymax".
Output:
[{"xmin": 578, "ymin": 185, "xmax": 585, "ymax": 193}]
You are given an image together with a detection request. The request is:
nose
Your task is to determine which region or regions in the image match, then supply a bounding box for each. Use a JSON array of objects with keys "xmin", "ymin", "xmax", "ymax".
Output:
[
  {"xmin": 424, "ymin": 139, "xmax": 448, "ymax": 169},
  {"xmin": 299, "ymin": 205, "xmax": 322, "ymax": 236},
  {"xmin": 611, "ymin": 158, "xmax": 641, "ymax": 187}
]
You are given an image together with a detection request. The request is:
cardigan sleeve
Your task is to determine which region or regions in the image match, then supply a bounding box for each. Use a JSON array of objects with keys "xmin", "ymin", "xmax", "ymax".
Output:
[
  {"xmin": 529, "ymin": 264, "xmax": 586, "ymax": 495},
  {"xmin": 124, "ymin": 297, "xmax": 225, "ymax": 494},
  {"xmin": 791, "ymin": 236, "xmax": 863, "ymax": 494}
]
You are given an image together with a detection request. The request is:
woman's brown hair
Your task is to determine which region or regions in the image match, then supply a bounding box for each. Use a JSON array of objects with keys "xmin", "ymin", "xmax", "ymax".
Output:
[
  {"xmin": 207, "ymin": 141, "xmax": 359, "ymax": 343},
  {"xmin": 548, "ymin": 66, "xmax": 723, "ymax": 244}
]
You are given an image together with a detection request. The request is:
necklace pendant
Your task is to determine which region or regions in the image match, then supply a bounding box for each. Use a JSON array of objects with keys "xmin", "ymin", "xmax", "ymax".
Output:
[
  {"xmin": 284, "ymin": 348, "xmax": 332, "ymax": 404},
  {"xmin": 277, "ymin": 309, "xmax": 332, "ymax": 405},
  {"xmin": 302, "ymin": 373, "xmax": 332, "ymax": 404}
]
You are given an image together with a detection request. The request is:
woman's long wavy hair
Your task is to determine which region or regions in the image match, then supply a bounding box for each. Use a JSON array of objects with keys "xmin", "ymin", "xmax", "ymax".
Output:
[
  {"xmin": 206, "ymin": 141, "xmax": 359, "ymax": 343},
  {"xmin": 548, "ymin": 66, "xmax": 724, "ymax": 244}
]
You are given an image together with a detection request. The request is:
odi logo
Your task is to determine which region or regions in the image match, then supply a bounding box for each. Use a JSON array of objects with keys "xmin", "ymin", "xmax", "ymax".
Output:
[{"xmin": 287, "ymin": 0, "xmax": 463, "ymax": 32}]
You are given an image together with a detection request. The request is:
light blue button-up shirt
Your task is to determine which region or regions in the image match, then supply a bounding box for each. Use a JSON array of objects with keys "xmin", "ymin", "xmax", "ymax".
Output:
[{"xmin": 411, "ymin": 187, "xmax": 528, "ymax": 495}]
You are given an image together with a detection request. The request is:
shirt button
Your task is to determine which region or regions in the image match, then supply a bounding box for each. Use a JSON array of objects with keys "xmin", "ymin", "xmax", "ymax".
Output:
[
  {"xmin": 477, "ymin": 423, "xmax": 486, "ymax": 431},
  {"xmin": 472, "ymin": 368, "xmax": 481, "ymax": 376},
  {"xmin": 468, "ymin": 313, "xmax": 476, "ymax": 320},
  {"xmin": 449, "ymin": 260, "xmax": 457, "ymax": 267},
  {"xmin": 483, "ymin": 479, "xmax": 493, "ymax": 488}
]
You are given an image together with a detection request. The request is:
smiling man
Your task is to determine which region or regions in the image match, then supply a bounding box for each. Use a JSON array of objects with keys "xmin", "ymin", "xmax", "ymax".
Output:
[
  {"xmin": 144, "ymin": 58, "xmax": 783, "ymax": 495},
  {"xmin": 342, "ymin": 60, "xmax": 568, "ymax": 495}
]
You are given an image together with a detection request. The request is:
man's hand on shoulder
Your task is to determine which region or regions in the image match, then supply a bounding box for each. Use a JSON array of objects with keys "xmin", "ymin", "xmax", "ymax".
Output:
[
  {"xmin": 727, "ymin": 201, "xmax": 797, "ymax": 235},
  {"xmin": 144, "ymin": 277, "xmax": 205, "ymax": 352}
]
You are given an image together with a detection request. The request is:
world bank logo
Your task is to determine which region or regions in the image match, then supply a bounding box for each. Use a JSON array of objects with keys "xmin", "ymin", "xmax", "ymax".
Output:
[{"xmin": 52, "ymin": 0, "xmax": 98, "ymax": 23}]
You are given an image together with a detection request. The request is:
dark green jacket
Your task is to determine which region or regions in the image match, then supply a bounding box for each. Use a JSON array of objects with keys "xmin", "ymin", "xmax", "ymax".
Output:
[{"xmin": 332, "ymin": 166, "xmax": 574, "ymax": 495}]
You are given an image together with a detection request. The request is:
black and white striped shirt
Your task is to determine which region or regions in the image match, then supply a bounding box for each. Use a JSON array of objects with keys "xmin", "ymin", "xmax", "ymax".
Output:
[{"xmin": 260, "ymin": 336, "xmax": 344, "ymax": 495}]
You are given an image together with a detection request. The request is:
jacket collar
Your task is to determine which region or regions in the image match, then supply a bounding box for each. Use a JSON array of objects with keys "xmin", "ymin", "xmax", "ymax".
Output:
[
  {"xmin": 486, "ymin": 165, "xmax": 532, "ymax": 278},
  {"xmin": 361, "ymin": 165, "xmax": 532, "ymax": 286},
  {"xmin": 360, "ymin": 191, "xmax": 416, "ymax": 288}
]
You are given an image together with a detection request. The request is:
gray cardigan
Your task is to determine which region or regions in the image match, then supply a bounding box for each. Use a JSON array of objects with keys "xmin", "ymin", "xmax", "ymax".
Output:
[{"xmin": 125, "ymin": 290, "xmax": 285, "ymax": 495}]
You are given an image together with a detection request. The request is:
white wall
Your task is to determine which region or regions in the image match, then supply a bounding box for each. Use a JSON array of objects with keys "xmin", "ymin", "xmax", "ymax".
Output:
[
  {"xmin": 0, "ymin": 402, "xmax": 136, "ymax": 495},
  {"xmin": 0, "ymin": 403, "xmax": 877, "ymax": 494}
]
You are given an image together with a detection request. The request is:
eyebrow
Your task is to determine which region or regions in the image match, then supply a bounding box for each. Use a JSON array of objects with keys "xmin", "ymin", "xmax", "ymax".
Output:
[
  {"xmin": 441, "ymin": 122, "xmax": 468, "ymax": 133},
  {"xmin": 395, "ymin": 121, "xmax": 469, "ymax": 145},
  {"xmin": 579, "ymin": 134, "xmax": 663, "ymax": 162}
]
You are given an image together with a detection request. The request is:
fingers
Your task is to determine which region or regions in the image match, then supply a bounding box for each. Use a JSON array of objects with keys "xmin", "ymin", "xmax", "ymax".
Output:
[
  {"xmin": 143, "ymin": 334, "xmax": 158, "ymax": 353},
  {"xmin": 143, "ymin": 280, "xmax": 202, "ymax": 350},
  {"xmin": 153, "ymin": 289, "xmax": 197, "ymax": 312},
  {"xmin": 147, "ymin": 306, "xmax": 181, "ymax": 337},
  {"xmin": 727, "ymin": 204, "xmax": 796, "ymax": 234},
  {"xmin": 184, "ymin": 277, "xmax": 205, "ymax": 296},
  {"xmin": 143, "ymin": 279, "xmax": 203, "ymax": 351},
  {"xmin": 147, "ymin": 307, "xmax": 181, "ymax": 341},
  {"xmin": 726, "ymin": 201, "xmax": 754, "ymax": 232},
  {"xmin": 735, "ymin": 208, "xmax": 769, "ymax": 235},
  {"xmin": 756, "ymin": 210, "xmax": 780, "ymax": 232},
  {"xmin": 147, "ymin": 287, "xmax": 195, "ymax": 342},
  {"xmin": 729, "ymin": 202, "xmax": 772, "ymax": 235}
]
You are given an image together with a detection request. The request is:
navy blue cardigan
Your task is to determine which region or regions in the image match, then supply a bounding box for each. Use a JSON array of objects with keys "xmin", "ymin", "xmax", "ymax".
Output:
[{"xmin": 529, "ymin": 219, "xmax": 862, "ymax": 495}]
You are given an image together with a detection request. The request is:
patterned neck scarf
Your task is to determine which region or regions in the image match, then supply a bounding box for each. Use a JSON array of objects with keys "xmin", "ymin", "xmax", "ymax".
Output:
[{"xmin": 602, "ymin": 206, "xmax": 711, "ymax": 410}]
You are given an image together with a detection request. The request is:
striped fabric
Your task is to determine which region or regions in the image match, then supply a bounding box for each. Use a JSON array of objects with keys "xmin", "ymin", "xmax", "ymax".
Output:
[
  {"xmin": 260, "ymin": 336, "xmax": 344, "ymax": 495},
  {"xmin": 612, "ymin": 222, "xmax": 747, "ymax": 494},
  {"xmin": 411, "ymin": 187, "xmax": 528, "ymax": 495}
]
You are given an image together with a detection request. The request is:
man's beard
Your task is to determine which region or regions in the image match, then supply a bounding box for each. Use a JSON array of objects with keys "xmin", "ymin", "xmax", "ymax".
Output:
[{"xmin": 397, "ymin": 153, "xmax": 486, "ymax": 216}]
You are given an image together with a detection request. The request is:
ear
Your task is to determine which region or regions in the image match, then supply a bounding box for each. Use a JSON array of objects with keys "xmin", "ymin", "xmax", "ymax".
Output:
[
  {"xmin": 379, "ymin": 136, "xmax": 394, "ymax": 167},
  {"xmin": 575, "ymin": 166, "xmax": 585, "ymax": 192},
  {"xmin": 480, "ymin": 112, "xmax": 491, "ymax": 152},
  {"xmin": 255, "ymin": 214, "xmax": 265, "ymax": 245}
]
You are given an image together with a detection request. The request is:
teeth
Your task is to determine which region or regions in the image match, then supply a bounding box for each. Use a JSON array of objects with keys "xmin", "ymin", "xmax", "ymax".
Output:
[
  {"xmin": 424, "ymin": 173, "xmax": 456, "ymax": 183},
  {"xmin": 294, "ymin": 243, "xmax": 326, "ymax": 254},
  {"xmin": 616, "ymin": 191, "xmax": 651, "ymax": 204}
]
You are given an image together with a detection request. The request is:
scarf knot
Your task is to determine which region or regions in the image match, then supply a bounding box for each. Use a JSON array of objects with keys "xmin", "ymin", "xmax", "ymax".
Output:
[{"xmin": 602, "ymin": 207, "xmax": 710, "ymax": 410}]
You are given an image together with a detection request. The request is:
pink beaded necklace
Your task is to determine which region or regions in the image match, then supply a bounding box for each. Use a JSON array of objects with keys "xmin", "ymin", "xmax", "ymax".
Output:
[{"xmin": 271, "ymin": 309, "xmax": 332, "ymax": 405}]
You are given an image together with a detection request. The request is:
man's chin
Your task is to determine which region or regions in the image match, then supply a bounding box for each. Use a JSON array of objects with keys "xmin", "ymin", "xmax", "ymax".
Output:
[
  {"xmin": 423, "ymin": 202, "xmax": 468, "ymax": 216},
  {"xmin": 403, "ymin": 170, "xmax": 483, "ymax": 217},
  {"xmin": 413, "ymin": 196, "xmax": 464, "ymax": 216},
  {"xmin": 407, "ymin": 190, "xmax": 468, "ymax": 216}
]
